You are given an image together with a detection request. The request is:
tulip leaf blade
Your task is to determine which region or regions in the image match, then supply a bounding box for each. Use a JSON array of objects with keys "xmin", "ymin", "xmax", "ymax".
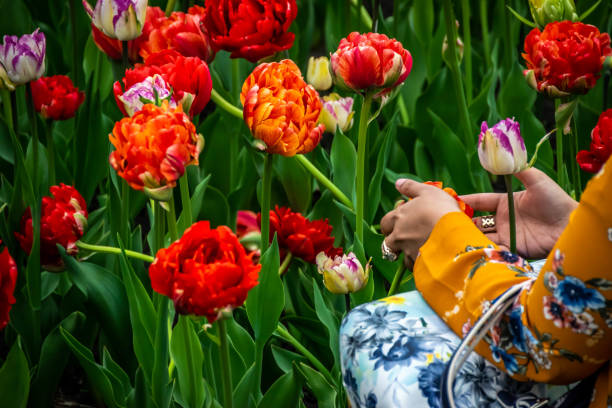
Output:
[
  {"xmin": 257, "ymin": 366, "xmax": 303, "ymax": 408},
  {"xmin": 0, "ymin": 338, "xmax": 30, "ymax": 408},
  {"xmin": 296, "ymin": 362, "xmax": 337, "ymax": 408},
  {"xmin": 312, "ymin": 279, "xmax": 340, "ymax": 372},
  {"xmin": 330, "ymin": 130, "xmax": 357, "ymax": 203},
  {"xmin": 171, "ymin": 316, "xmax": 206, "ymax": 408}
]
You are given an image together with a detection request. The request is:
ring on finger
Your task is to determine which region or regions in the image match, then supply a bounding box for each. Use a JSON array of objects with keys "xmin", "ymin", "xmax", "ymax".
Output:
[
  {"xmin": 479, "ymin": 215, "xmax": 496, "ymax": 231},
  {"xmin": 381, "ymin": 240, "xmax": 399, "ymax": 262}
]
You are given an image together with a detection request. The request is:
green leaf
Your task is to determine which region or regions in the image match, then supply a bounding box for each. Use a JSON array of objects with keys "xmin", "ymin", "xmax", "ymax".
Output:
[
  {"xmin": 579, "ymin": 0, "xmax": 603, "ymax": 20},
  {"xmin": 152, "ymin": 297, "xmax": 172, "ymax": 408},
  {"xmin": 171, "ymin": 316, "xmax": 205, "ymax": 408},
  {"xmin": 275, "ymin": 155, "xmax": 312, "ymax": 213},
  {"xmin": 330, "ymin": 131, "xmax": 357, "ymax": 202},
  {"xmin": 296, "ymin": 363, "xmax": 337, "ymax": 408},
  {"xmin": 127, "ymin": 367, "xmax": 152, "ymax": 408},
  {"xmin": 505, "ymin": 5, "xmax": 537, "ymax": 27},
  {"xmin": 349, "ymin": 235, "xmax": 374, "ymax": 306},
  {"xmin": 30, "ymin": 312, "xmax": 87, "ymax": 408},
  {"xmin": 246, "ymin": 238, "xmax": 284, "ymax": 345},
  {"xmin": 59, "ymin": 247, "xmax": 134, "ymax": 369},
  {"xmin": 367, "ymin": 117, "xmax": 395, "ymax": 223},
  {"xmin": 271, "ymin": 345, "xmax": 307, "ymax": 374},
  {"xmin": 410, "ymin": 0, "xmax": 434, "ymax": 46},
  {"xmin": 178, "ymin": 174, "xmax": 211, "ymax": 234},
  {"xmin": 257, "ymin": 367, "xmax": 303, "ymax": 408},
  {"xmin": 0, "ymin": 339, "xmax": 30, "ymax": 408},
  {"xmin": 226, "ymin": 317, "xmax": 255, "ymax": 369},
  {"xmin": 61, "ymin": 327, "xmax": 128, "ymax": 408},
  {"xmin": 312, "ymin": 280, "xmax": 340, "ymax": 371},
  {"xmin": 118, "ymin": 244, "xmax": 156, "ymax": 382},
  {"xmin": 232, "ymin": 363, "xmax": 257, "ymax": 408}
]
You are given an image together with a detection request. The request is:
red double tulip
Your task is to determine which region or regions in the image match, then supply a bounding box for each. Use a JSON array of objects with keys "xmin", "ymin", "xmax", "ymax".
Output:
[
  {"xmin": 330, "ymin": 32, "xmax": 412, "ymax": 96},
  {"xmin": 0, "ymin": 241, "xmax": 17, "ymax": 331},
  {"xmin": 114, "ymin": 50, "xmax": 212, "ymax": 117},
  {"xmin": 241, "ymin": 59, "xmax": 324, "ymax": 156},
  {"xmin": 149, "ymin": 221, "xmax": 260, "ymax": 322},
  {"xmin": 203, "ymin": 0, "xmax": 297, "ymax": 62},
  {"xmin": 30, "ymin": 75, "xmax": 85, "ymax": 120},
  {"xmin": 15, "ymin": 184, "xmax": 88, "ymax": 271},
  {"xmin": 523, "ymin": 21, "xmax": 612, "ymax": 97},
  {"xmin": 577, "ymin": 109, "xmax": 612, "ymax": 174},
  {"xmin": 138, "ymin": 6, "xmax": 215, "ymax": 63},
  {"xmin": 260, "ymin": 206, "xmax": 342, "ymax": 264}
]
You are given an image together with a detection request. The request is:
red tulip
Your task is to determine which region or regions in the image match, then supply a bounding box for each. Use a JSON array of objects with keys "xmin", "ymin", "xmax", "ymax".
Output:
[
  {"xmin": 523, "ymin": 21, "xmax": 612, "ymax": 97},
  {"xmin": 0, "ymin": 241, "xmax": 17, "ymax": 331},
  {"xmin": 577, "ymin": 109, "xmax": 612, "ymax": 173},
  {"xmin": 203, "ymin": 0, "xmax": 297, "ymax": 63},
  {"xmin": 30, "ymin": 75, "xmax": 85, "ymax": 120},
  {"xmin": 330, "ymin": 32, "xmax": 412, "ymax": 96}
]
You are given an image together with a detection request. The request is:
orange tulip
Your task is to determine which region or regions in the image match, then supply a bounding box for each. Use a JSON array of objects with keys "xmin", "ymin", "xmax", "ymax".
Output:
[
  {"xmin": 240, "ymin": 59, "xmax": 324, "ymax": 157},
  {"xmin": 109, "ymin": 101, "xmax": 204, "ymax": 201}
]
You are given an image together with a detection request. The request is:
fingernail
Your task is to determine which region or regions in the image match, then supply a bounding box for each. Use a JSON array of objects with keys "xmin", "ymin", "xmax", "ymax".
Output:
[{"xmin": 395, "ymin": 178, "xmax": 407, "ymax": 189}]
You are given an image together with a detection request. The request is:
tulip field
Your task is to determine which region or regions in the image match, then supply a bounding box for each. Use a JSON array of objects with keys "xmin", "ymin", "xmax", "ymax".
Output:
[{"xmin": 0, "ymin": 0, "xmax": 610, "ymax": 407}]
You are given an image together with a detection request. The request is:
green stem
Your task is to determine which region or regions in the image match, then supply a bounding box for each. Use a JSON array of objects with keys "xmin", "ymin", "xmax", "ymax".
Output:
[
  {"xmin": 571, "ymin": 114, "xmax": 582, "ymax": 201},
  {"xmin": 165, "ymin": 0, "xmax": 176, "ymax": 16},
  {"xmin": 260, "ymin": 154, "xmax": 273, "ymax": 254},
  {"xmin": 387, "ymin": 261, "xmax": 407, "ymax": 297},
  {"xmin": 232, "ymin": 59, "xmax": 241, "ymax": 103},
  {"xmin": 27, "ymin": 86, "xmax": 39, "ymax": 195},
  {"xmin": 442, "ymin": 0, "xmax": 473, "ymax": 148},
  {"xmin": 554, "ymin": 99, "xmax": 565, "ymax": 185},
  {"xmin": 76, "ymin": 241, "xmax": 155, "ymax": 263},
  {"xmin": 350, "ymin": 0, "xmax": 373, "ymax": 30},
  {"xmin": 211, "ymin": 89, "xmax": 243, "ymax": 119},
  {"xmin": 230, "ymin": 60, "xmax": 241, "ymax": 187},
  {"xmin": 45, "ymin": 120, "xmax": 56, "ymax": 186},
  {"xmin": 167, "ymin": 197, "xmax": 179, "ymax": 242},
  {"xmin": 275, "ymin": 325, "xmax": 335, "ymax": 385},
  {"xmin": 120, "ymin": 180, "xmax": 130, "ymax": 244},
  {"xmin": 179, "ymin": 175, "xmax": 192, "ymax": 228},
  {"xmin": 153, "ymin": 200, "xmax": 165, "ymax": 253},
  {"xmin": 356, "ymin": 93, "xmax": 373, "ymax": 242},
  {"xmin": 500, "ymin": 0, "xmax": 512, "ymax": 70},
  {"xmin": 69, "ymin": 0, "xmax": 79, "ymax": 85},
  {"xmin": 121, "ymin": 40, "xmax": 130, "ymax": 71},
  {"xmin": 294, "ymin": 155, "xmax": 353, "ymax": 209},
  {"xmin": 278, "ymin": 252, "xmax": 293, "ymax": 276},
  {"xmin": 479, "ymin": 0, "xmax": 491, "ymax": 69},
  {"xmin": 461, "ymin": 0, "xmax": 472, "ymax": 103},
  {"xmin": 217, "ymin": 318, "xmax": 234, "ymax": 408},
  {"xmin": 504, "ymin": 175, "xmax": 516, "ymax": 254}
]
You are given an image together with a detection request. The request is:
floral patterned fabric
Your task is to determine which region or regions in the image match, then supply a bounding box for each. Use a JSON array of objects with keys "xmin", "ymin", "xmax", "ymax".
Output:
[
  {"xmin": 413, "ymin": 156, "xmax": 612, "ymax": 407},
  {"xmin": 340, "ymin": 289, "xmax": 564, "ymax": 408}
]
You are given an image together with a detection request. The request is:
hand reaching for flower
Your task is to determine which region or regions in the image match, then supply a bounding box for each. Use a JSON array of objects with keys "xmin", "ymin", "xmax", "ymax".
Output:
[{"xmin": 462, "ymin": 167, "xmax": 577, "ymax": 259}]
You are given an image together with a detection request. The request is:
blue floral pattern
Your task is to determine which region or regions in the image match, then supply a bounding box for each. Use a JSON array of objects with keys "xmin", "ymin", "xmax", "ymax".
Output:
[{"xmin": 340, "ymin": 291, "xmax": 559, "ymax": 408}]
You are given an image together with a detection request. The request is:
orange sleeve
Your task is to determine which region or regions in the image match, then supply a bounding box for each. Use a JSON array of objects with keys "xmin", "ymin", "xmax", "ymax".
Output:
[{"xmin": 414, "ymin": 157, "xmax": 612, "ymax": 390}]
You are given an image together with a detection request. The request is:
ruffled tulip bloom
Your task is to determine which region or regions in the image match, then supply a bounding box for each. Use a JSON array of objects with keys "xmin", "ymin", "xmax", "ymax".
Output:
[
  {"xmin": 117, "ymin": 74, "xmax": 177, "ymax": 116},
  {"xmin": 259, "ymin": 206, "xmax": 342, "ymax": 264},
  {"xmin": 241, "ymin": 59, "xmax": 324, "ymax": 156},
  {"xmin": 203, "ymin": 0, "xmax": 297, "ymax": 63},
  {"xmin": 83, "ymin": 0, "xmax": 148, "ymax": 41},
  {"xmin": 307, "ymin": 56, "xmax": 332, "ymax": 91},
  {"xmin": 523, "ymin": 22, "xmax": 612, "ymax": 97},
  {"xmin": 138, "ymin": 6, "xmax": 215, "ymax": 63},
  {"xmin": 0, "ymin": 29, "xmax": 46, "ymax": 86},
  {"xmin": 423, "ymin": 182, "xmax": 474, "ymax": 218},
  {"xmin": 319, "ymin": 93, "xmax": 354, "ymax": 134},
  {"xmin": 114, "ymin": 50, "xmax": 212, "ymax": 117},
  {"xmin": 529, "ymin": 0, "xmax": 578, "ymax": 28},
  {"xmin": 330, "ymin": 32, "xmax": 412, "ymax": 96},
  {"xmin": 478, "ymin": 118, "xmax": 527, "ymax": 175},
  {"xmin": 577, "ymin": 109, "xmax": 612, "ymax": 174},
  {"xmin": 30, "ymin": 75, "xmax": 85, "ymax": 120},
  {"xmin": 316, "ymin": 252, "xmax": 369, "ymax": 294},
  {"xmin": 149, "ymin": 221, "xmax": 260, "ymax": 322},
  {"xmin": 0, "ymin": 241, "xmax": 18, "ymax": 331},
  {"xmin": 89, "ymin": 7, "xmax": 164, "ymax": 62},
  {"xmin": 15, "ymin": 184, "xmax": 88, "ymax": 271},
  {"xmin": 109, "ymin": 101, "xmax": 204, "ymax": 201}
]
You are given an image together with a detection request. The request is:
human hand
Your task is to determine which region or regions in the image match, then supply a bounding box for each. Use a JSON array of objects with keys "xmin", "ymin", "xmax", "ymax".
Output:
[
  {"xmin": 462, "ymin": 167, "xmax": 578, "ymax": 259},
  {"xmin": 380, "ymin": 179, "xmax": 462, "ymax": 269}
]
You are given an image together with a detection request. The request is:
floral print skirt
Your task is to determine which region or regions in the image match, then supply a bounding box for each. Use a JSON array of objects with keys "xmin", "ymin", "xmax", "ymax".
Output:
[{"xmin": 340, "ymin": 290, "xmax": 569, "ymax": 408}]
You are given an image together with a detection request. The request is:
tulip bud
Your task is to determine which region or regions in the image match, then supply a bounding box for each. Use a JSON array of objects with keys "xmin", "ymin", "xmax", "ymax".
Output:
[
  {"xmin": 83, "ymin": 0, "xmax": 148, "ymax": 41},
  {"xmin": 478, "ymin": 118, "xmax": 527, "ymax": 175},
  {"xmin": 442, "ymin": 21, "xmax": 464, "ymax": 64},
  {"xmin": 529, "ymin": 0, "xmax": 578, "ymax": 28},
  {"xmin": 316, "ymin": 252, "xmax": 370, "ymax": 294},
  {"xmin": 118, "ymin": 74, "xmax": 177, "ymax": 116},
  {"xmin": 0, "ymin": 29, "xmax": 46, "ymax": 86},
  {"xmin": 307, "ymin": 56, "xmax": 333, "ymax": 91},
  {"xmin": 319, "ymin": 93, "xmax": 354, "ymax": 134}
]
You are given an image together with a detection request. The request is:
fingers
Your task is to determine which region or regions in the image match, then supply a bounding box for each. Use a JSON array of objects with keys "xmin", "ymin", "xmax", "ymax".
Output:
[
  {"xmin": 514, "ymin": 167, "xmax": 547, "ymax": 187},
  {"xmin": 395, "ymin": 178, "xmax": 437, "ymax": 198},
  {"xmin": 460, "ymin": 193, "xmax": 502, "ymax": 212},
  {"xmin": 380, "ymin": 210, "xmax": 398, "ymax": 236}
]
